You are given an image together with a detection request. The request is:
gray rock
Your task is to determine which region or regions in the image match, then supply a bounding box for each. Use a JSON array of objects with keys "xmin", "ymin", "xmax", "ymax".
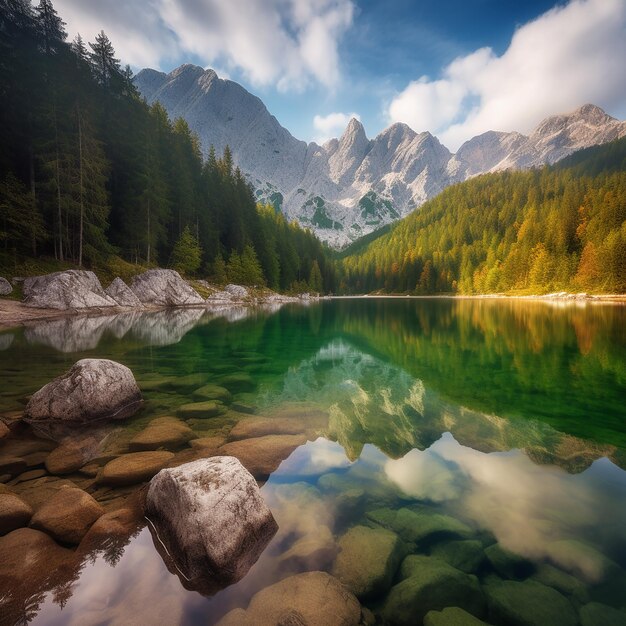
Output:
[
  {"xmin": 224, "ymin": 284, "xmax": 249, "ymax": 298},
  {"xmin": 24, "ymin": 359, "xmax": 143, "ymax": 424},
  {"xmin": 383, "ymin": 555, "xmax": 485, "ymax": 625},
  {"xmin": 105, "ymin": 277, "xmax": 143, "ymax": 307},
  {"xmin": 485, "ymin": 579, "xmax": 578, "ymax": 626},
  {"xmin": 130, "ymin": 269, "xmax": 204, "ymax": 306},
  {"xmin": 145, "ymin": 456, "xmax": 278, "ymax": 594},
  {"xmin": 0, "ymin": 277, "xmax": 12, "ymax": 295},
  {"xmin": 23, "ymin": 270, "xmax": 117, "ymax": 309},
  {"xmin": 332, "ymin": 525, "xmax": 404, "ymax": 600},
  {"xmin": 216, "ymin": 571, "xmax": 362, "ymax": 626}
]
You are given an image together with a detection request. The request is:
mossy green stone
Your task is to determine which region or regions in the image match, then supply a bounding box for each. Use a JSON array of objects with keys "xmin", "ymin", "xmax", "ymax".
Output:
[
  {"xmin": 580, "ymin": 602, "xmax": 626, "ymax": 626},
  {"xmin": 217, "ymin": 372, "xmax": 256, "ymax": 392},
  {"xmin": 485, "ymin": 579, "xmax": 578, "ymax": 626},
  {"xmin": 424, "ymin": 607, "xmax": 489, "ymax": 626},
  {"xmin": 431, "ymin": 539, "xmax": 486, "ymax": 574},
  {"xmin": 484, "ymin": 543, "xmax": 535, "ymax": 579},
  {"xmin": 331, "ymin": 525, "xmax": 404, "ymax": 600},
  {"xmin": 177, "ymin": 401, "xmax": 224, "ymax": 419},
  {"xmin": 367, "ymin": 507, "xmax": 472, "ymax": 545},
  {"xmin": 382, "ymin": 555, "xmax": 485, "ymax": 625},
  {"xmin": 192, "ymin": 384, "xmax": 232, "ymax": 403},
  {"xmin": 530, "ymin": 564, "xmax": 589, "ymax": 604}
]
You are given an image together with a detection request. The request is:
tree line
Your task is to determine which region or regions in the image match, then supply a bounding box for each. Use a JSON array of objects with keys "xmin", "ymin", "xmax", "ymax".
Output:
[
  {"xmin": 0, "ymin": 0, "xmax": 334, "ymax": 292},
  {"xmin": 338, "ymin": 137, "xmax": 626, "ymax": 294}
]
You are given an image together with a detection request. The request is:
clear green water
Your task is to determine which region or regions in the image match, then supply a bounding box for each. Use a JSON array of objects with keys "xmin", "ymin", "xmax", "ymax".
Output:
[{"xmin": 1, "ymin": 299, "xmax": 625, "ymax": 625}]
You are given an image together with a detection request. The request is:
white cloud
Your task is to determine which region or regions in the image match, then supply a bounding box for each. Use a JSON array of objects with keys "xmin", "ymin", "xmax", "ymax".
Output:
[
  {"xmin": 313, "ymin": 111, "xmax": 361, "ymax": 143},
  {"xmin": 54, "ymin": 0, "xmax": 355, "ymax": 90},
  {"xmin": 387, "ymin": 0, "xmax": 626, "ymax": 150}
]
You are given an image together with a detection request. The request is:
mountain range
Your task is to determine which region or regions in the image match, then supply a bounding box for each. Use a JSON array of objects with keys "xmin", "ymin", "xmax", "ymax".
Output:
[{"xmin": 135, "ymin": 64, "xmax": 626, "ymax": 248}]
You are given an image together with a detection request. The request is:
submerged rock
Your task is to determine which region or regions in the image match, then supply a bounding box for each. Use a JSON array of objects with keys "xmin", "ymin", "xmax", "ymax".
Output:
[
  {"xmin": 545, "ymin": 538, "xmax": 619, "ymax": 583},
  {"xmin": 279, "ymin": 525, "xmax": 337, "ymax": 570},
  {"xmin": 579, "ymin": 602, "xmax": 626, "ymax": 626},
  {"xmin": 130, "ymin": 269, "xmax": 204, "ymax": 306},
  {"xmin": 177, "ymin": 400, "xmax": 224, "ymax": 419},
  {"xmin": 0, "ymin": 277, "xmax": 12, "ymax": 295},
  {"xmin": 530, "ymin": 563, "xmax": 589, "ymax": 604},
  {"xmin": 0, "ymin": 492, "xmax": 33, "ymax": 535},
  {"xmin": 0, "ymin": 421, "xmax": 8, "ymax": 440},
  {"xmin": 431, "ymin": 539, "xmax": 486, "ymax": 574},
  {"xmin": 192, "ymin": 384, "xmax": 232, "ymax": 402},
  {"xmin": 105, "ymin": 277, "xmax": 143, "ymax": 307},
  {"xmin": 424, "ymin": 607, "xmax": 489, "ymax": 626},
  {"xmin": 217, "ymin": 571, "xmax": 362, "ymax": 626},
  {"xmin": 24, "ymin": 359, "xmax": 143, "ymax": 424},
  {"xmin": 366, "ymin": 507, "xmax": 472, "ymax": 546},
  {"xmin": 29, "ymin": 487, "xmax": 104, "ymax": 544},
  {"xmin": 484, "ymin": 579, "xmax": 578, "ymax": 626},
  {"xmin": 484, "ymin": 543, "xmax": 535, "ymax": 579},
  {"xmin": 128, "ymin": 416, "xmax": 194, "ymax": 451},
  {"xmin": 218, "ymin": 434, "xmax": 307, "ymax": 479},
  {"xmin": 383, "ymin": 555, "xmax": 485, "ymax": 625},
  {"xmin": 145, "ymin": 456, "xmax": 278, "ymax": 594},
  {"xmin": 23, "ymin": 270, "xmax": 117, "ymax": 309},
  {"xmin": 98, "ymin": 451, "xmax": 175, "ymax": 486},
  {"xmin": 332, "ymin": 525, "xmax": 404, "ymax": 600},
  {"xmin": 45, "ymin": 432, "xmax": 108, "ymax": 475}
]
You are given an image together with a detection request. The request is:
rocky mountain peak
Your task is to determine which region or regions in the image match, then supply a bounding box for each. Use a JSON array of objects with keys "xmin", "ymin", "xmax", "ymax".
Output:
[
  {"xmin": 134, "ymin": 66, "xmax": 624, "ymax": 248},
  {"xmin": 339, "ymin": 118, "xmax": 368, "ymax": 148}
]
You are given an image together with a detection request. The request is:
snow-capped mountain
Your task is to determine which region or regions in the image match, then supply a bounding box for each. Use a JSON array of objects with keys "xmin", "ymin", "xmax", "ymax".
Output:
[{"xmin": 135, "ymin": 65, "xmax": 626, "ymax": 248}]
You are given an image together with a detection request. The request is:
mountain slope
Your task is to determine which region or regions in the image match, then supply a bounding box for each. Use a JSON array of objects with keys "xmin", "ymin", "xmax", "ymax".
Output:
[
  {"xmin": 135, "ymin": 65, "xmax": 626, "ymax": 248},
  {"xmin": 339, "ymin": 137, "xmax": 626, "ymax": 295}
]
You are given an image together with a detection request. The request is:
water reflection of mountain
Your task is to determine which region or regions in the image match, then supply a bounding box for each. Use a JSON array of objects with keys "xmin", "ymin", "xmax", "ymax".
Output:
[
  {"xmin": 260, "ymin": 339, "xmax": 623, "ymax": 473},
  {"xmin": 330, "ymin": 299, "xmax": 626, "ymax": 449},
  {"xmin": 8, "ymin": 298, "xmax": 626, "ymax": 452}
]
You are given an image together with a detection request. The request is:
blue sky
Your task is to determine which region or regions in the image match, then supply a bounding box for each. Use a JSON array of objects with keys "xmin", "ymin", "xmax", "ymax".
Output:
[{"xmin": 56, "ymin": 0, "xmax": 626, "ymax": 150}]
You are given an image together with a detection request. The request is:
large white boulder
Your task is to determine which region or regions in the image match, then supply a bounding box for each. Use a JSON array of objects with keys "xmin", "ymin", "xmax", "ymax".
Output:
[
  {"xmin": 105, "ymin": 277, "xmax": 143, "ymax": 307},
  {"xmin": 24, "ymin": 359, "xmax": 143, "ymax": 424},
  {"xmin": 23, "ymin": 270, "xmax": 117, "ymax": 309},
  {"xmin": 130, "ymin": 269, "xmax": 204, "ymax": 306},
  {"xmin": 145, "ymin": 456, "xmax": 278, "ymax": 594}
]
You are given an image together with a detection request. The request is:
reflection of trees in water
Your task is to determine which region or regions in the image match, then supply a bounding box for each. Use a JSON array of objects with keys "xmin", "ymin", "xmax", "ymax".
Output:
[{"xmin": 333, "ymin": 299, "xmax": 626, "ymax": 447}]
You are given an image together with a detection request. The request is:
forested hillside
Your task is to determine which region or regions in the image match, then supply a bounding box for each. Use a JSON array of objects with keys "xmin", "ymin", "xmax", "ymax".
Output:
[
  {"xmin": 339, "ymin": 138, "xmax": 626, "ymax": 295},
  {"xmin": 0, "ymin": 0, "xmax": 333, "ymax": 292}
]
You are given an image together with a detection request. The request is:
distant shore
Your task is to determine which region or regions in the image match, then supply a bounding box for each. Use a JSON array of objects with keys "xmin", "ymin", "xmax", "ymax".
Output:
[
  {"xmin": 331, "ymin": 293, "xmax": 626, "ymax": 303},
  {"xmin": 2, "ymin": 291, "xmax": 625, "ymax": 332}
]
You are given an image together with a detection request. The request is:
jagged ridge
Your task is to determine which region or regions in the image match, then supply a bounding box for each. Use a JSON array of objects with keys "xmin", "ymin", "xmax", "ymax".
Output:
[{"xmin": 135, "ymin": 65, "xmax": 626, "ymax": 249}]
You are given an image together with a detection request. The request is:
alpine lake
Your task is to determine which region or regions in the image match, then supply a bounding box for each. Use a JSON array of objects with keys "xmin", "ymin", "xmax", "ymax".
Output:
[{"xmin": 1, "ymin": 297, "xmax": 625, "ymax": 626}]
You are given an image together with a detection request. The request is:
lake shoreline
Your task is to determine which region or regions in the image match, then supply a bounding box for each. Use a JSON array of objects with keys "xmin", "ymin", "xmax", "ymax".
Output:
[{"xmin": 3, "ymin": 291, "xmax": 626, "ymax": 331}]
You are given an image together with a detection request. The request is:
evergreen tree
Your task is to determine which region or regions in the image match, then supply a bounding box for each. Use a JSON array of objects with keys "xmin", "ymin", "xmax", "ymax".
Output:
[
  {"xmin": 0, "ymin": 172, "xmax": 46, "ymax": 255},
  {"xmin": 88, "ymin": 30, "xmax": 119, "ymax": 88},
  {"xmin": 170, "ymin": 225, "xmax": 202, "ymax": 275},
  {"xmin": 309, "ymin": 259, "xmax": 323, "ymax": 293},
  {"xmin": 212, "ymin": 252, "xmax": 227, "ymax": 284}
]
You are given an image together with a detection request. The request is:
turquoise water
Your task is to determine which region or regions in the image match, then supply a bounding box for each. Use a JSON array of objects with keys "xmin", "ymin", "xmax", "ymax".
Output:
[{"xmin": 0, "ymin": 299, "xmax": 625, "ymax": 625}]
